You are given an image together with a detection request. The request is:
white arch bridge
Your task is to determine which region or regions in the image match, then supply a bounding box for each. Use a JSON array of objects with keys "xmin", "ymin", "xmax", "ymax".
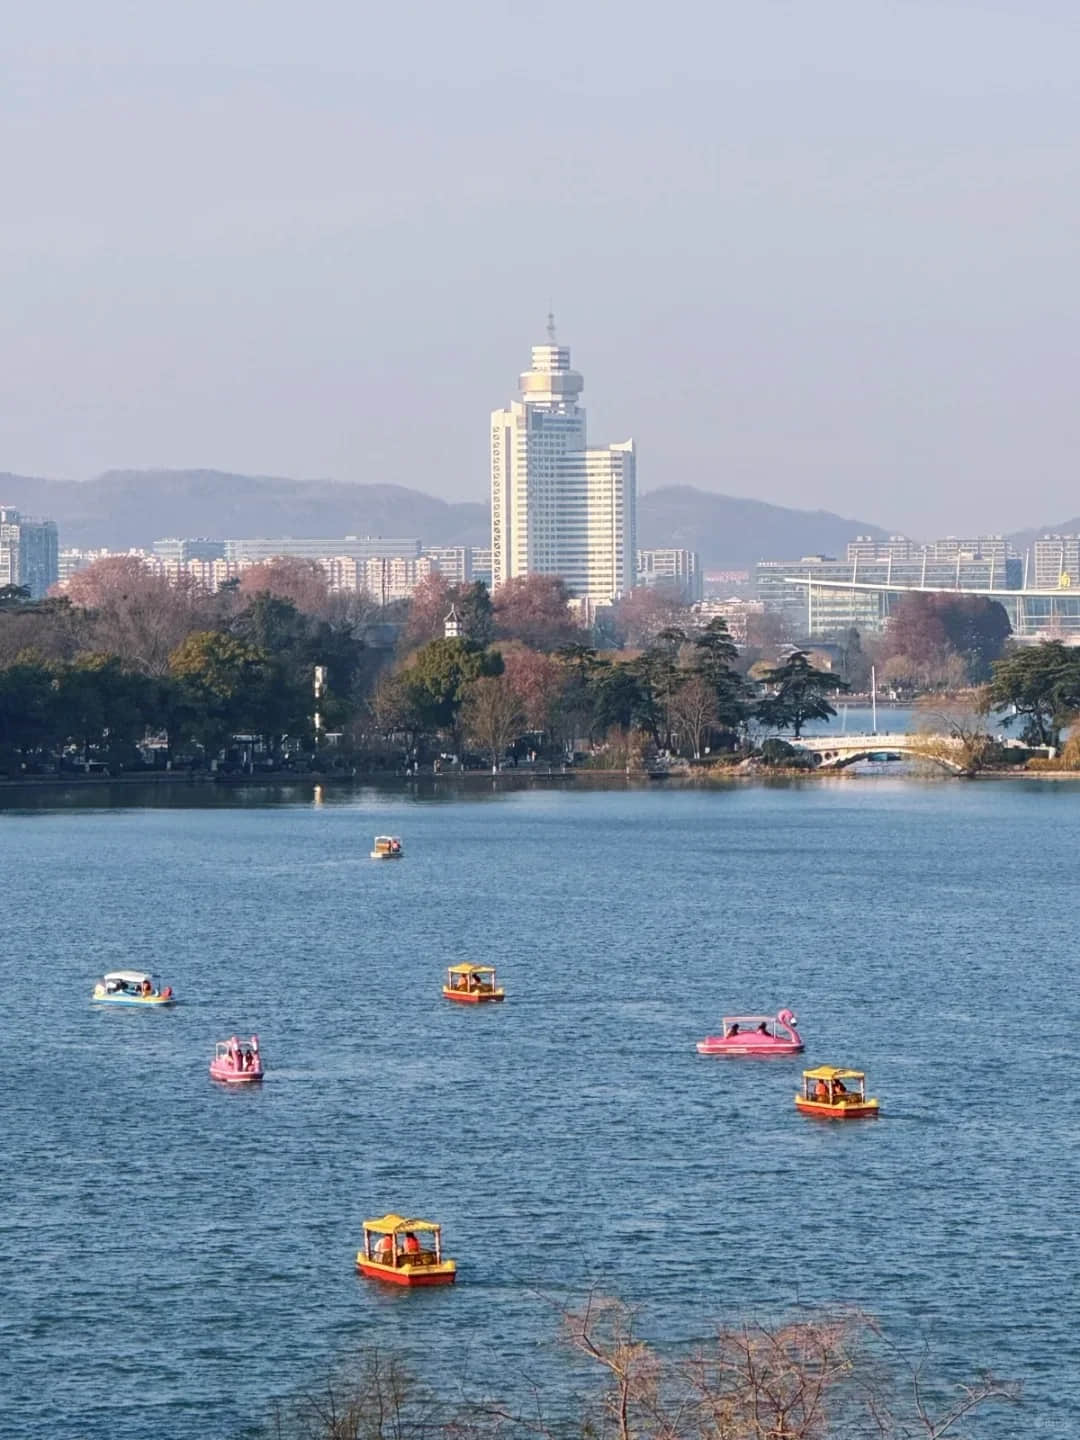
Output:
[{"xmin": 791, "ymin": 733, "xmax": 967, "ymax": 772}]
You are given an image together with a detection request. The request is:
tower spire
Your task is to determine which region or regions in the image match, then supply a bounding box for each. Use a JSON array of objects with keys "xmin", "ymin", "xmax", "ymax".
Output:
[{"xmin": 546, "ymin": 309, "xmax": 557, "ymax": 344}]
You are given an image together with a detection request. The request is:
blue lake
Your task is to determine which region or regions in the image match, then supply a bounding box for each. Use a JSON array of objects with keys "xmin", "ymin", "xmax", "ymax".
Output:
[{"xmin": 1, "ymin": 778, "xmax": 1077, "ymax": 1438}]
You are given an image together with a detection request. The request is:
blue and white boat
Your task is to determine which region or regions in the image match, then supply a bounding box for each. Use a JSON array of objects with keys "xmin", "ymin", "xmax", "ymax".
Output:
[{"xmin": 91, "ymin": 970, "xmax": 176, "ymax": 1006}]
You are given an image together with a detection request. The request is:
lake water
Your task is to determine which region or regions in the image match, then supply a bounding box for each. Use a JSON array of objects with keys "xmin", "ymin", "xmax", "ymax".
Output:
[{"xmin": 2, "ymin": 777, "xmax": 1077, "ymax": 1439}]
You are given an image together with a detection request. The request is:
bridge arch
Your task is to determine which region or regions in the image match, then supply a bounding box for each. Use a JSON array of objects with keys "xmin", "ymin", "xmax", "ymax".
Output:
[
  {"xmin": 807, "ymin": 745, "xmax": 965, "ymax": 775},
  {"xmin": 791, "ymin": 733, "xmax": 967, "ymax": 775}
]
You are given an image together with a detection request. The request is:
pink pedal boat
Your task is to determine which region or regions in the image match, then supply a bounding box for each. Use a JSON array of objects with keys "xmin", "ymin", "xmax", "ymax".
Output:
[
  {"xmin": 696, "ymin": 1008, "xmax": 803, "ymax": 1057},
  {"xmin": 210, "ymin": 1034, "xmax": 264, "ymax": 1084}
]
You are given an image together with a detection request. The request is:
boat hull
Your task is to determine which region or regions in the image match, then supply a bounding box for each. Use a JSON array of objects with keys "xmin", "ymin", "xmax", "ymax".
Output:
[
  {"xmin": 697, "ymin": 1038, "xmax": 802, "ymax": 1056},
  {"xmin": 795, "ymin": 1096, "xmax": 880, "ymax": 1120},
  {"xmin": 209, "ymin": 1063, "xmax": 263, "ymax": 1084},
  {"xmin": 442, "ymin": 988, "xmax": 505, "ymax": 1004},
  {"xmin": 370, "ymin": 852, "xmax": 403, "ymax": 860},
  {"xmin": 92, "ymin": 993, "xmax": 176, "ymax": 1007},
  {"xmin": 356, "ymin": 1258, "xmax": 456, "ymax": 1286}
]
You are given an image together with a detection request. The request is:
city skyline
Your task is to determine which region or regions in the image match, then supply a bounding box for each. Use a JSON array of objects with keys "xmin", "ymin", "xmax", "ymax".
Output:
[{"xmin": 2, "ymin": 4, "xmax": 1080, "ymax": 535}]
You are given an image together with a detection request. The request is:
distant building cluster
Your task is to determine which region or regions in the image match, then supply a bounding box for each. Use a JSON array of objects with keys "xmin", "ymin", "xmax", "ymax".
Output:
[
  {"xmin": 752, "ymin": 533, "xmax": 1080, "ymax": 642},
  {"xmin": 15, "ymin": 325, "xmax": 1080, "ymax": 650},
  {"xmin": 56, "ymin": 535, "xmax": 495, "ymax": 602}
]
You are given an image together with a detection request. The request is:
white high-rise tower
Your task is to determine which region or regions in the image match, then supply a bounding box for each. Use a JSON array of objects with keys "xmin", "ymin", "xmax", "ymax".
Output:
[{"xmin": 490, "ymin": 324, "xmax": 636, "ymax": 603}]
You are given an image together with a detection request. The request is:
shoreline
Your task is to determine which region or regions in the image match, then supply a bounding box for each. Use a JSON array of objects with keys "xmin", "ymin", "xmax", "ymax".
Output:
[{"xmin": 2, "ymin": 765, "xmax": 1080, "ymax": 795}]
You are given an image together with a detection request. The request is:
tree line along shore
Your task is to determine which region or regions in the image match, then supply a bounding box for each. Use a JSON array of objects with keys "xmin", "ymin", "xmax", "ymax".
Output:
[{"xmin": 0, "ymin": 557, "xmax": 1077, "ymax": 781}]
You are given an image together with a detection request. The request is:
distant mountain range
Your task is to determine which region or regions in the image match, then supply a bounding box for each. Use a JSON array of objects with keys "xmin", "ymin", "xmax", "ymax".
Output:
[
  {"xmin": 0, "ymin": 467, "xmax": 1069, "ymax": 570},
  {"xmin": 0, "ymin": 469, "xmax": 490, "ymax": 553},
  {"xmin": 635, "ymin": 486, "xmax": 889, "ymax": 569}
]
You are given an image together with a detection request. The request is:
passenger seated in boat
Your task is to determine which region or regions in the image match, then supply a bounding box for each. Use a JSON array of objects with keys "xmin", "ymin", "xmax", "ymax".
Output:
[
  {"xmin": 832, "ymin": 1079, "xmax": 847, "ymax": 1098},
  {"xmin": 141, "ymin": 979, "xmax": 152, "ymax": 996},
  {"xmin": 453, "ymin": 974, "xmax": 467, "ymax": 991},
  {"xmin": 725, "ymin": 1023, "xmax": 740, "ymax": 1038},
  {"xmin": 375, "ymin": 1234, "xmax": 395, "ymax": 1263},
  {"xmin": 757, "ymin": 1021, "xmax": 769, "ymax": 1034},
  {"xmin": 403, "ymin": 1232, "xmax": 421, "ymax": 1254},
  {"xmin": 814, "ymin": 1079, "xmax": 829, "ymax": 1101}
]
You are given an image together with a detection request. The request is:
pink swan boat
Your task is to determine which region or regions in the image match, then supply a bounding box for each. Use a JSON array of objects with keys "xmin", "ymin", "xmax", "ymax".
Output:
[
  {"xmin": 210, "ymin": 1034, "xmax": 263, "ymax": 1084},
  {"xmin": 696, "ymin": 1009, "xmax": 803, "ymax": 1057}
]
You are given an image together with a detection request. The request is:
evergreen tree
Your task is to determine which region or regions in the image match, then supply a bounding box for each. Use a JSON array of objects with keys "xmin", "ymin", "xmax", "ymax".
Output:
[{"xmin": 755, "ymin": 650, "xmax": 849, "ymax": 738}]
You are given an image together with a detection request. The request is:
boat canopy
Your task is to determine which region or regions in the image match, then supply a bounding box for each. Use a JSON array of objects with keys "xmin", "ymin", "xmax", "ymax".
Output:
[
  {"xmin": 363, "ymin": 1213, "xmax": 441, "ymax": 1235},
  {"xmin": 722, "ymin": 1015, "xmax": 777, "ymax": 1027},
  {"xmin": 803, "ymin": 1066, "xmax": 865, "ymax": 1081},
  {"xmin": 103, "ymin": 970, "xmax": 154, "ymax": 985},
  {"xmin": 447, "ymin": 963, "xmax": 495, "ymax": 976},
  {"xmin": 373, "ymin": 835, "xmax": 401, "ymax": 843}
]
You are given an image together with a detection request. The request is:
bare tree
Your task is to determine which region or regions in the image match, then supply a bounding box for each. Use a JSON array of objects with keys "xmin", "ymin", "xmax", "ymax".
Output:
[
  {"xmin": 912, "ymin": 693, "xmax": 994, "ymax": 775},
  {"xmin": 66, "ymin": 556, "xmax": 211, "ymax": 675},
  {"xmin": 462, "ymin": 673, "xmax": 525, "ymax": 772},
  {"xmin": 238, "ymin": 557, "xmax": 331, "ymax": 616},
  {"xmin": 256, "ymin": 1302, "xmax": 1021, "ymax": 1440},
  {"xmin": 669, "ymin": 675, "xmax": 719, "ymax": 759}
]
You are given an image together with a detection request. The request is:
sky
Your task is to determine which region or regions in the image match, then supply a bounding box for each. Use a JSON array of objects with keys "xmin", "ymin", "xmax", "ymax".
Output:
[{"xmin": 1, "ymin": 0, "xmax": 1078, "ymax": 536}]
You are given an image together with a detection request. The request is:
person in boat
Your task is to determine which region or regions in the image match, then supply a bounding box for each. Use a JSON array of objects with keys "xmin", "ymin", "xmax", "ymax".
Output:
[
  {"xmin": 403, "ymin": 1232, "xmax": 421, "ymax": 1254},
  {"xmin": 814, "ymin": 1078, "xmax": 830, "ymax": 1101},
  {"xmin": 374, "ymin": 1233, "xmax": 395, "ymax": 1264},
  {"xmin": 725, "ymin": 1022, "xmax": 740, "ymax": 1038},
  {"xmin": 757, "ymin": 1021, "xmax": 769, "ymax": 1035},
  {"xmin": 452, "ymin": 973, "xmax": 467, "ymax": 991},
  {"xmin": 832, "ymin": 1078, "xmax": 847, "ymax": 1098},
  {"xmin": 141, "ymin": 978, "xmax": 152, "ymax": 997}
]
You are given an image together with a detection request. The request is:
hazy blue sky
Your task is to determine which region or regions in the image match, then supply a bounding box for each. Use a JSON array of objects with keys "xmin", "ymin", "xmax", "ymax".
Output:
[{"xmin": 2, "ymin": 0, "xmax": 1078, "ymax": 534}]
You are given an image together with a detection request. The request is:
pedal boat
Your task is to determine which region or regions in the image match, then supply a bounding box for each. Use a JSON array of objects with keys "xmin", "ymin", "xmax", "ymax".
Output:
[
  {"xmin": 796, "ymin": 1066, "xmax": 879, "ymax": 1119},
  {"xmin": 356, "ymin": 1214, "xmax": 456, "ymax": 1286},
  {"xmin": 210, "ymin": 1034, "xmax": 263, "ymax": 1084},
  {"xmin": 371, "ymin": 835, "xmax": 403, "ymax": 860},
  {"xmin": 92, "ymin": 971, "xmax": 176, "ymax": 1006},
  {"xmin": 697, "ymin": 1008, "xmax": 802, "ymax": 1056},
  {"xmin": 443, "ymin": 963, "xmax": 505, "ymax": 1004}
]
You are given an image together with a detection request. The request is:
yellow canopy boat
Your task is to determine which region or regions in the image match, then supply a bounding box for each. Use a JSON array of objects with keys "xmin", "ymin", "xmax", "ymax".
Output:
[
  {"xmin": 356, "ymin": 1214, "xmax": 456, "ymax": 1286},
  {"xmin": 796, "ymin": 1065, "xmax": 880, "ymax": 1119},
  {"xmin": 442, "ymin": 963, "xmax": 505, "ymax": 1004}
]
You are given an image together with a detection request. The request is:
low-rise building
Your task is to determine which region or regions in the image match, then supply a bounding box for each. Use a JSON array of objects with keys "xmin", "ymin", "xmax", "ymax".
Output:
[
  {"xmin": 471, "ymin": 547, "xmax": 493, "ymax": 586},
  {"xmin": 1032, "ymin": 535, "xmax": 1080, "ymax": 589},
  {"xmin": 320, "ymin": 554, "xmax": 436, "ymax": 604},
  {"xmin": 225, "ymin": 535, "xmax": 421, "ymax": 564},
  {"xmin": 636, "ymin": 548, "xmax": 703, "ymax": 602},
  {"xmin": 59, "ymin": 547, "xmax": 115, "ymax": 585},
  {"xmin": 153, "ymin": 537, "xmax": 227, "ymax": 564},
  {"xmin": 691, "ymin": 597, "xmax": 764, "ymax": 647},
  {"xmin": 422, "ymin": 546, "xmax": 472, "ymax": 585},
  {"xmin": 756, "ymin": 550, "xmax": 1023, "ymax": 639}
]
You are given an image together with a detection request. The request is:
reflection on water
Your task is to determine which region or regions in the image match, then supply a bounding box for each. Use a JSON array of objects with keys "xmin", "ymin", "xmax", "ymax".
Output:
[{"xmin": 2, "ymin": 782, "xmax": 1077, "ymax": 1438}]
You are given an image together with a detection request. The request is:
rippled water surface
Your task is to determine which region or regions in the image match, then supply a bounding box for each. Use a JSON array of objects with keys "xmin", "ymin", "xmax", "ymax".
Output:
[{"xmin": 2, "ymin": 778, "xmax": 1078, "ymax": 1438}]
